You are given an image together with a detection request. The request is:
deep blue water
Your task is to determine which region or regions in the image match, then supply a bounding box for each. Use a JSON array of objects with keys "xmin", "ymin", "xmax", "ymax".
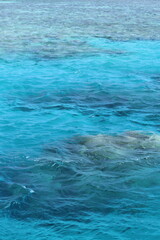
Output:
[{"xmin": 0, "ymin": 0, "xmax": 160, "ymax": 239}]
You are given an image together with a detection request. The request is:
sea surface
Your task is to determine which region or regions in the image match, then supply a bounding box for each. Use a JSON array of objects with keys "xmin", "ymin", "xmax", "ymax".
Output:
[{"xmin": 0, "ymin": 0, "xmax": 160, "ymax": 239}]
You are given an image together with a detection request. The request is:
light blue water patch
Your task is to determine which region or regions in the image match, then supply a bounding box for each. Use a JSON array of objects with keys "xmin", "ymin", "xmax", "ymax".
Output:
[
  {"xmin": 0, "ymin": 40, "xmax": 160, "ymax": 155},
  {"xmin": 0, "ymin": 29, "xmax": 160, "ymax": 240}
]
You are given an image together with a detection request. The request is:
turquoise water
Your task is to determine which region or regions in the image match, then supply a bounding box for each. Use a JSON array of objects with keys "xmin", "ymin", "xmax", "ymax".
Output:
[{"xmin": 1, "ymin": 0, "xmax": 160, "ymax": 239}]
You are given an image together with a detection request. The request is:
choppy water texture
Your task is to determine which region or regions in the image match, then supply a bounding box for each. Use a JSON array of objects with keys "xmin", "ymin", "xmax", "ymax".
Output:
[{"xmin": 0, "ymin": 0, "xmax": 160, "ymax": 239}]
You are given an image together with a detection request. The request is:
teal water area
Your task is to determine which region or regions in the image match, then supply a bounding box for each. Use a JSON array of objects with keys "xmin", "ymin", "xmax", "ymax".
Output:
[{"xmin": 1, "ymin": 0, "xmax": 160, "ymax": 239}]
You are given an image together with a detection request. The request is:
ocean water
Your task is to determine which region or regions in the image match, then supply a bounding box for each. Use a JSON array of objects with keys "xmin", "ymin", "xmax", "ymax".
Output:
[{"xmin": 0, "ymin": 0, "xmax": 160, "ymax": 239}]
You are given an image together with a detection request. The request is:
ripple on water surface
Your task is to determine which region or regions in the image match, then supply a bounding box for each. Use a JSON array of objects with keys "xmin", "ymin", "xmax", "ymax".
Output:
[{"xmin": 0, "ymin": 2, "xmax": 160, "ymax": 237}]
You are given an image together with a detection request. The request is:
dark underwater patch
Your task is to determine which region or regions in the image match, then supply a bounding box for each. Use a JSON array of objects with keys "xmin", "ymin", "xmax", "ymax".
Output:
[{"xmin": 1, "ymin": 131, "xmax": 160, "ymax": 220}]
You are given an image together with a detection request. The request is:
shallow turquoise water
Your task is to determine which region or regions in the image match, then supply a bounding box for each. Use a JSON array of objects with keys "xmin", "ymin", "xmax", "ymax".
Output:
[{"xmin": 0, "ymin": 0, "xmax": 160, "ymax": 239}]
